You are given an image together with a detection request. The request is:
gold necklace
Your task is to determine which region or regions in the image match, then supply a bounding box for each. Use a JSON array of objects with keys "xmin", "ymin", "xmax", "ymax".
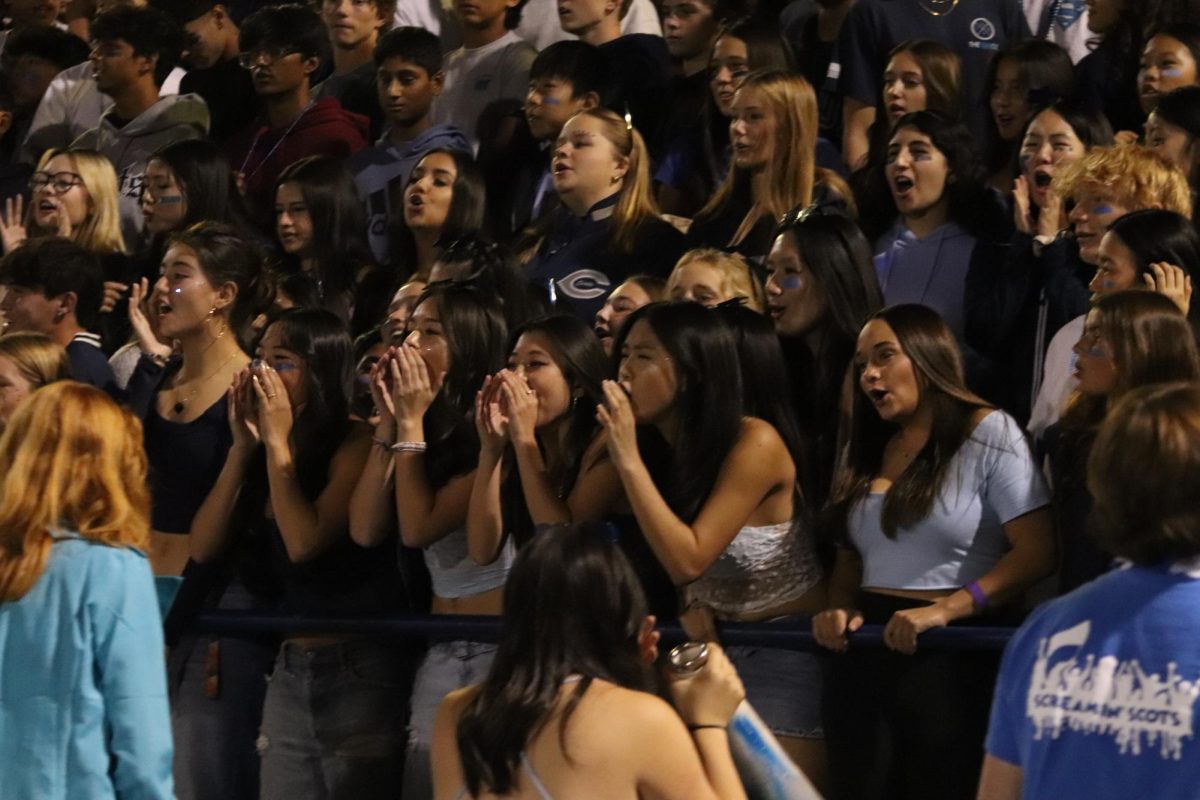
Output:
[
  {"xmin": 917, "ymin": 0, "xmax": 960, "ymax": 16},
  {"xmin": 165, "ymin": 349, "xmax": 244, "ymax": 417}
]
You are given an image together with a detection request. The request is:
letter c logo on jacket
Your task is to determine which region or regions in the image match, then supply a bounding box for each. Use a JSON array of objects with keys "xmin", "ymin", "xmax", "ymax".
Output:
[{"xmin": 557, "ymin": 269, "xmax": 612, "ymax": 300}]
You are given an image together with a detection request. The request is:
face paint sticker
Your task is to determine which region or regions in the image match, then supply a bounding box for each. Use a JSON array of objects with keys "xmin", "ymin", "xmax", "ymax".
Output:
[
  {"xmin": 1161, "ymin": 67, "xmax": 1186, "ymax": 78},
  {"xmin": 541, "ymin": 96, "xmax": 562, "ymax": 105},
  {"xmin": 154, "ymin": 196, "xmax": 184, "ymax": 205},
  {"xmin": 1102, "ymin": 279, "xmax": 1116, "ymax": 290},
  {"xmin": 780, "ymin": 274, "xmax": 805, "ymax": 290},
  {"xmin": 1093, "ymin": 204, "xmax": 1115, "ymax": 215},
  {"xmin": 1086, "ymin": 344, "xmax": 1106, "ymax": 357}
]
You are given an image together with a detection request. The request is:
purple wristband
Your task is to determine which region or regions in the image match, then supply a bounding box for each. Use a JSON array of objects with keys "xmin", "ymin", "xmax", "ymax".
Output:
[{"xmin": 964, "ymin": 580, "xmax": 988, "ymax": 611}]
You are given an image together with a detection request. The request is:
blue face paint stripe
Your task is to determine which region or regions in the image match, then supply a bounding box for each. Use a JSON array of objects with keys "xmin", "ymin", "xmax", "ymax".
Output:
[{"xmin": 779, "ymin": 275, "xmax": 804, "ymax": 290}]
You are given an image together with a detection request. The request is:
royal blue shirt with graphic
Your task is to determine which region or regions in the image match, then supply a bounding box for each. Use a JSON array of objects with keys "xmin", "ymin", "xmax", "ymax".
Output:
[{"xmin": 986, "ymin": 560, "xmax": 1200, "ymax": 798}]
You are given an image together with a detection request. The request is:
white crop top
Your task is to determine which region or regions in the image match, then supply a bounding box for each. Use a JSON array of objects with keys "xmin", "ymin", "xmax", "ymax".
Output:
[
  {"xmin": 686, "ymin": 518, "xmax": 822, "ymax": 617},
  {"xmin": 425, "ymin": 528, "xmax": 516, "ymax": 599},
  {"xmin": 848, "ymin": 410, "xmax": 1050, "ymax": 590}
]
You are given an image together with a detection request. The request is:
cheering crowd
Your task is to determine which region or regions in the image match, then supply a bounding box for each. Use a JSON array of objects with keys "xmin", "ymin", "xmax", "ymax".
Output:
[{"xmin": 1, "ymin": 0, "xmax": 1200, "ymax": 797}]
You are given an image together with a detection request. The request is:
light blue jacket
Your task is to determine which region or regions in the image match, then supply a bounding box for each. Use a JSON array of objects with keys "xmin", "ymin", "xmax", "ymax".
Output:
[{"xmin": 0, "ymin": 534, "xmax": 174, "ymax": 799}]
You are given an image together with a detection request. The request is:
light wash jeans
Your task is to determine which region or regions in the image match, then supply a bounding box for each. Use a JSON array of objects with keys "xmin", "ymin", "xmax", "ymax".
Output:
[
  {"xmin": 401, "ymin": 640, "xmax": 498, "ymax": 800},
  {"xmin": 258, "ymin": 639, "xmax": 414, "ymax": 800}
]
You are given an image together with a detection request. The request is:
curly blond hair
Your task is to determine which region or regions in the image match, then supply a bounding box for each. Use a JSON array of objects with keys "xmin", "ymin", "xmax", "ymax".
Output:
[{"xmin": 1054, "ymin": 144, "xmax": 1193, "ymax": 218}]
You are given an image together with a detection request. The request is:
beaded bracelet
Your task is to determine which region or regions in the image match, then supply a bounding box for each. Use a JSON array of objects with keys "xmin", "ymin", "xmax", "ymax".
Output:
[{"xmin": 391, "ymin": 441, "xmax": 428, "ymax": 454}]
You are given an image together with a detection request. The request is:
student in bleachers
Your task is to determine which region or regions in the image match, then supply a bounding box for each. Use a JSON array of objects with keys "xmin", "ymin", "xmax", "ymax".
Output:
[
  {"xmin": 980, "ymin": 380, "xmax": 1200, "ymax": 798},
  {"xmin": 433, "ymin": 523, "xmax": 748, "ymax": 800},
  {"xmin": 348, "ymin": 26, "xmax": 469, "ymax": 264},
  {"xmin": 981, "ymin": 40, "xmax": 1074, "ymax": 191},
  {"xmin": 592, "ymin": 273, "xmax": 665, "ymax": 354},
  {"xmin": 666, "ymin": 248, "xmax": 765, "ymax": 310},
  {"xmin": 466, "ymin": 314, "xmax": 619, "ymax": 564},
  {"xmin": 170, "ymin": 0, "xmax": 262, "ymax": 146},
  {"xmin": 347, "ymin": 281, "xmax": 508, "ymax": 800},
  {"xmin": 765, "ymin": 206, "xmax": 883, "ymax": 510},
  {"xmin": 0, "ymin": 331, "xmax": 71, "ymax": 430},
  {"xmin": 0, "ymin": 382, "xmax": 174, "ymax": 800},
  {"xmin": 657, "ymin": 0, "xmax": 729, "ymax": 164},
  {"xmin": 598, "ymin": 301, "xmax": 828, "ymax": 788},
  {"xmin": 190, "ymin": 307, "xmax": 406, "ymax": 800},
  {"xmin": 656, "ymin": 17, "xmax": 795, "ymax": 216},
  {"xmin": 687, "ymin": 70, "xmax": 845, "ymax": 263},
  {"xmin": 1146, "ymin": 85, "xmax": 1200, "ymax": 211},
  {"xmin": 850, "ymin": 40, "xmax": 962, "ymax": 239},
  {"xmin": 870, "ymin": 111, "xmax": 1007, "ymax": 394},
  {"xmin": 526, "ymin": 108, "xmax": 685, "ymax": 322},
  {"xmin": 226, "ymin": 3, "xmax": 368, "ymax": 227},
  {"xmin": 1136, "ymin": 23, "xmax": 1200, "ymax": 115},
  {"xmin": 390, "ymin": 147, "xmax": 486, "ymax": 282},
  {"xmin": 484, "ymin": 40, "xmax": 605, "ymax": 242},
  {"xmin": 816, "ymin": 303, "xmax": 1055, "ymax": 800},
  {"xmin": 1027, "ymin": 144, "xmax": 1192, "ymax": 436},
  {"xmin": 1, "ymin": 26, "xmax": 90, "ymax": 164},
  {"xmin": 965, "ymin": 101, "xmax": 1113, "ymax": 424},
  {"xmin": 315, "ymin": 0, "xmax": 393, "ymax": 139},
  {"xmin": 73, "ymin": 5, "xmax": 207, "ymax": 251},
  {"xmin": 432, "ymin": 0, "xmax": 535, "ymax": 153},
  {"xmin": 0, "ymin": 236, "xmax": 119, "ymax": 396},
  {"xmin": 1045, "ymin": 290, "xmax": 1200, "ymax": 594},
  {"xmin": 273, "ymin": 154, "xmax": 394, "ymax": 336}
]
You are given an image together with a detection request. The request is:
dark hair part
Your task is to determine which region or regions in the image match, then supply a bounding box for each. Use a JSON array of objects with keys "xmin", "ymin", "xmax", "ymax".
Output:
[
  {"xmin": 0, "ymin": 237, "xmax": 104, "ymax": 330},
  {"xmin": 413, "ymin": 281, "xmax": 507, "ymax": 487},
  {"xmin": 1154, "ymin": 85, "xmax": 1200, "ymax": 138},
  {"xmin": 4, "ymin": 25, "xmax": 91, "ymax": 72},
  {"xmin": 611, "ymin": 302, "xmax": 744, "ymax": 522},
  {"xmin": 1107, "ymin": 209, "xmax": 1200, "ymax": 328},
  {"xmin": 773, "ymin": 210, "xmax": 884, "ymax": 506},
  {"xmin": 160, "ymin": 0, "xmax": 218, "ymax": 25},
  {"xmin": 91, "ymin": 5, "xmax": 186, "ymax": 84},
  {"xmin": 276, "ymin": 155, "xmax": 376, "ymax": 302},
  {"xmin": 1088, "ymin": 381, "xmax": 1200, "ymax": 562},
  {"xmin": 983, "ymin": 40, "xmax": 1075, "ymax": 172},
  {"xmin": 457, "ymin": 523, "xmax": 658, "ymax": 795},
  {"xmin": 828, "ymin": 304, "xmax": 992, "ymax": 540},
  {"xmin": 151, "ymin": 138, "xmax": 255, "ymax": 232},
  {"xmin": 262, "ymin": 308, "xmax": 354, "ymax": 493},
  {"xmin": 391, "ymin": 149, "xmax": 486, "ymax": 280},
  {"xmin": 167, "ymin": 222, "xmax": 270, "ymax": 348},
  {"xmin": 529, "ymin": 41, "xmax": 609, "ymax": 100},
  {"xmin": 870, "ymin": 111, "xmax": 1005, "ymax": 242},
  {"xmin": 374, "ymin": 26, "xmax": 442, "ymax": 75},
  {"xmin": 239, "ymin": 3, "xmax": 330, "ymax": 70}
]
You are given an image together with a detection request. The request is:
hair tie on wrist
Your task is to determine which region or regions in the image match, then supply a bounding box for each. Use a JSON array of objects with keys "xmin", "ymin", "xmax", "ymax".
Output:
[
  {"xmin": 391, "ymin": 441, "xmax": 427, "ymax": 454},
  {"xmin": 964, "ymin": 580, "xmax": 988, "ymax": 611}
]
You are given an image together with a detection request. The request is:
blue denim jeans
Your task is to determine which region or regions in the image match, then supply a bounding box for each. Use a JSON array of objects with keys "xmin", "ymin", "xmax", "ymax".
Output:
[
  {"xmin": 257, "ymin": 639, "xmax": 414, "ymax": 800},
  {"xmin": 401, "ymin": 640, "xmax": 498, "ymax": 800}
]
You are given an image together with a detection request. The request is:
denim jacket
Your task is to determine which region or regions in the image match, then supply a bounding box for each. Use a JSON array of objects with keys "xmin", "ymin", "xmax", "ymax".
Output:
[{"xmin": 0, "ymin": 534, "xmax": 173, "ymax": 799}]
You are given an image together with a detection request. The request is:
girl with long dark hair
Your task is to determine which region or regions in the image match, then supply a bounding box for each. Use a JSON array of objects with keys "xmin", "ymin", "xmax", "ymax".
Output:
[
  {"xmin": 467, "ymin": 314, "xmax": 620, "ymax": 563},
  {"xmin": 764, "ymin": 208, "xmax": 884, "ymax": 508},
  {"xmin": 348, "ymin": 281, "xmax": 508, "ymax": 800},
  {"xmin": 815, "ymin": 304, "xmax": 1055, "ymax": 800},
  {"xmin": 391, "ymin": 148, "xmax": 487, "ymax": 282},
  {"xmin": 598, "ymin": 301, "xmax": 827, "ymax": 788},
  {"xmin": 433, "ymin": 524, "xmax": 748, "ymax": 799},
  {"xmin": 190, "ymin": 308, "xmax": 405, "ymax": 799},
  {"xmin": 275, "ymin": 155, "xmax": 395, "ymax": 335}
]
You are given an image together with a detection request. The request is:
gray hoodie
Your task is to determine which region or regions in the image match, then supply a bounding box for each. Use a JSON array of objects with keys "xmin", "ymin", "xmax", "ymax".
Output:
[{"xmin": 72, "ymin": 93, "xmax": 209, "ymax": 250}]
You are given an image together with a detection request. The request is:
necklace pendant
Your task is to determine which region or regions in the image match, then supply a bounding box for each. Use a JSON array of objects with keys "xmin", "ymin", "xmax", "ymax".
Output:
[{"xmin": 173, "ymin": 401, "xmax": 185, "ymax": 415}]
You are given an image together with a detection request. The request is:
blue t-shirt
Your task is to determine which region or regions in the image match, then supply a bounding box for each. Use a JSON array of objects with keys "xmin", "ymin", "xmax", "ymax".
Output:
[
  {"xmin": 849, "ymin": 410, "xmax": 1049, "ymax": 589},
  {"xmin": 986, "ymin": 560, "xmax": 1200, "ymax": 798}
]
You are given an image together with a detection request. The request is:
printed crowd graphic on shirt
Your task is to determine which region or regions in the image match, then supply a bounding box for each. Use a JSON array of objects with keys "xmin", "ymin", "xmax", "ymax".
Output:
[{"xmin": 1026, "ymin": 621, "xmax": 1200, "ymax": 759}]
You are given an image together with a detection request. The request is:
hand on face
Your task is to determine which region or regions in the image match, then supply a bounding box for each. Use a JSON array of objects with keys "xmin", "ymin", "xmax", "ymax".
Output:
[
  {"xmin": 596, "ymin": 379, "xmax": 640, "ymax": 468},
  {"xmin": 250, "ymin": 362, "xmax": 294, "ymax": 451},
  {"xmin": 390, "ymin": 343, "xmax": 445, "ymax": 427},
  {"xmin": 228, "ymin": 368, "xmax": 262, "ymax": 451},
  {"xmin": 474, "ymin": 374, "xmax": 510, "ymax": 454},
  {"xmin": 497, "ymin": 370, "xmax": 539, "ymax": 445}
]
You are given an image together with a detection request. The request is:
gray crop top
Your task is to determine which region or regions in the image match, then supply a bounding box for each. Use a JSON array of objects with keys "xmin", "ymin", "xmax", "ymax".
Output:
[
  {"xmin": 425, "ymin": 528, "xmax": 515, "ymax": 599},
  {"xmin": 848, "ymin": 411, "xmax": 1050, "ymax": 590}
]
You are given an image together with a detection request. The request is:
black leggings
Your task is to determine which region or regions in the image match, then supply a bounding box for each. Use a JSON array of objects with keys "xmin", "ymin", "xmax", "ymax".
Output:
[{"xmin": 822, "ymin": 592, "xmax": 1001, "ymax": 800}]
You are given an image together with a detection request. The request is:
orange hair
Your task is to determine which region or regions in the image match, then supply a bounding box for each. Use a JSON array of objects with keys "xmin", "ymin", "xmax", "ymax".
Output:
[{"xmin": 0, "ymin": 382, "xmax": 150, "ymax": 602}]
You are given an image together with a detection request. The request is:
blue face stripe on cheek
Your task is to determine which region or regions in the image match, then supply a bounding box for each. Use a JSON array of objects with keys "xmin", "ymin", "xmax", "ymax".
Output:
[
  {"xmin": 1161, "ymin": 67, "xmax": 1186, "ymax": 78},
  {"xmin": 1093, "ymin": 204, "xmax": 1115, "ymax": 216},
  {"xmin": 779, "ymin": 275, "xmax": 804, "ymax": 290},
  {"xmin": 541, "ymin": 96, "xmax": 562, "ymax": 105}
]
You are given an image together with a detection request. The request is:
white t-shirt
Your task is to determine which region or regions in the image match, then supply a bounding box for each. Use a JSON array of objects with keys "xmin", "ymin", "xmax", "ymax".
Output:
[
  {"xmin": 1028, "ymin": 314, "xmax": 1083, "ymax": 440},
  {"xmin": 515, "ymin": 0, "xmax": 664, "ymax": 50},
  {"xmin": 431, "ymin": 30, "xmax": 537, "ymax": 150}
]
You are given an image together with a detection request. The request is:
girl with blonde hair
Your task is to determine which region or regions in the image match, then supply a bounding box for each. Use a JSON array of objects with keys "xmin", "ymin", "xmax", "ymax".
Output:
[
  {"xmin": 688, "ymin": 70, "xmax": 849, "ymax": 260},
  {"xmin": 527, "ymin": 107, "xmax": 688, "ymax": 322},
  {"xmin": 0, "ymin": 381, "xmax": 173, "ymax": 799},
  {"xmin": 0, "ymin": 148, "xmax": 125, "ymax": 256},
  {"xmin": 0, "ymin": 331, "xmax": 71, "ymax": 429},
  {"xmin": 667, "ymin": 247, "xmax": 766, "ymax": 310}
]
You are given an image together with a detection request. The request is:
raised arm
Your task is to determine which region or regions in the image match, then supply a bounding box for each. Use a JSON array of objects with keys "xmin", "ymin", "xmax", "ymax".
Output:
[
  {"xmin": 598, "ymin": 381, "xmax": 792, "ymax": 585},
  {"xmin": 349, "ymin": 358, "xmax": 398, "ymax": 547},
  {"xmin": 466, "ymin": 375, "xmax": 509, "ymax": 564},
  {"xmin": 190, "ymin": 370, "xmax": 258, "ymax": 564}
]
